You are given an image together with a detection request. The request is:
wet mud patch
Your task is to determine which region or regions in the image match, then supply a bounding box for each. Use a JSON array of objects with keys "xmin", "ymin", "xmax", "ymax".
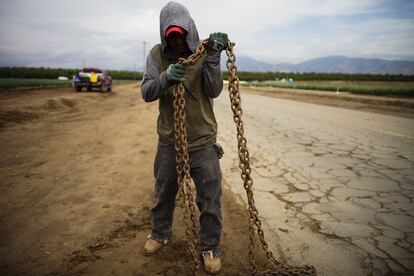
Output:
[
  {"xmin": 0, "ymin": 95, "xmax": 79, "ymax": 128},
  {"xmin": 51, "ymin": 206, "xmax": 152, "ymax": 275},
  {"xmin": 44, "ymin": 99, "xmax": 63, "ymax": 110},
  {"xmin": 54, "ymin": 190, "xmax": 282, "ymax": 275},
  {"xmin": 108, "ymin": 206, "xmax": 152, "ymax": 240},
  {"xmin": 60, "ymin": 98, "xmax": 77, "ymax": 108},
  {"xmin": 0, "ymin": 110, "xmax": 40, "ymax": 128}
]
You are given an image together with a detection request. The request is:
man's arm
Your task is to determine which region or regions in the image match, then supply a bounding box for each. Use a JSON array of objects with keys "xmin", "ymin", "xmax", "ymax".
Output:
[
  {"xmin": 203, "ymin": 50, "xmax": 223, "ymax": 98},
  {"xmin": 141, "ymin": 52, "xmax": 171, "ymax": 102},
  {"xmin": 203, "ymin": 32, "xmax": 229, "ymax": 98}
]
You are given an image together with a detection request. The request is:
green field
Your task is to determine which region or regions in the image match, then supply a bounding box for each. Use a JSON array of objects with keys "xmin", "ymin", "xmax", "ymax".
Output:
[
  {"xmin": 241, "ymin": 80, "xmax": 414, "ymax": 97},
  {"xmin": 0, "ymin": 78, "xmax": 71, "ymax": 89},
  {"xmin": 0, "ymin": 78, "xmax": 139, "ymax": 90},
  {"xmin": 2, "ymin": 77, "xmax": 414, "ymax": 97}
]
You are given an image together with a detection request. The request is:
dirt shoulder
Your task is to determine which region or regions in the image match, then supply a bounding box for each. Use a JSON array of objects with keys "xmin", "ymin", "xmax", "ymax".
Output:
[
  {"xmin": 240, "ymin": 86, "xmax": 414, "ymax": 118},
  {"xmin": 1, "ymin": 83, "xmax": 407, "ymax": 275},
  {"xmin": 0, "ymin": 84, "xmax": 276, "ymax": 275}
]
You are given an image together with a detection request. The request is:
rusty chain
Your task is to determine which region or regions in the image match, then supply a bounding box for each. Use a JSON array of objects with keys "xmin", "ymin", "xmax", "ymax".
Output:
[
  {"xmin": 172, "ymin": 39, "xmax": 209, "ymax": 273},
  {"xmin": 172, "ymin": 39, "xmax": 316, "ymax": 275}
]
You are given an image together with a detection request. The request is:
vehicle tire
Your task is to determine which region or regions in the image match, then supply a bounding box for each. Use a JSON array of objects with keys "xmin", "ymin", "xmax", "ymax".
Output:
[
  {"xmin": 75, "ymin": 86, "xmax": 81, "ymax": 92},
  {"xmin": 107, "ymin": 86, "xmax": 112, "ymax": 92}
]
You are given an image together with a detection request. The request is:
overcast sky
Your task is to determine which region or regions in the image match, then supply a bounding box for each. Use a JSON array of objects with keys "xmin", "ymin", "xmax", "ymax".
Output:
[{"xmin": 1, "ymin": 0, "xmax": 413, "ymax": 70}]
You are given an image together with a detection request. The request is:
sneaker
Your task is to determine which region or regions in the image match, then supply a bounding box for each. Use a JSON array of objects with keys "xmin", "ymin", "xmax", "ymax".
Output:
[
  {"xmin": 202, "ymin": 250, "xmax": 222, "ymax": 275},
  {"xmin": 143, "ymin": 235, "xmax": 168, "ymax": 256}
]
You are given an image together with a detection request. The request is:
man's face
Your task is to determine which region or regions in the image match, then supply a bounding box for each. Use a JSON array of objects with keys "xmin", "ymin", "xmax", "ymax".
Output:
[{"xmin": 166, "ymin": 32, "xmax": 190, "ymax": 54}]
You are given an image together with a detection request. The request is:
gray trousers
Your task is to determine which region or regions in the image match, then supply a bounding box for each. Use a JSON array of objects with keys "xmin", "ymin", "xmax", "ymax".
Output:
[{"xmin": 151, "ymin": 142, "xmax": 222, "ymax": 253}]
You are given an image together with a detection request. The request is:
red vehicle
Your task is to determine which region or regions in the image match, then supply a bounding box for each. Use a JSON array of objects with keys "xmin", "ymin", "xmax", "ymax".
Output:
[{"xmin": 72, "ymin": 68, "xmax": 112, "ymax": 92}]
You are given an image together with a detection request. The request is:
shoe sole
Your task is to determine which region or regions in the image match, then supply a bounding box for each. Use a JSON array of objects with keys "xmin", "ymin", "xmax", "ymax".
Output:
[
  {"xmin": 203, "ymin": 265, "xmax": 221, "ymax": 275},
  {"xmin": 143, "ymin": 244, "xmax": 167, "ymax": 256},
  {"xmin": 204, "ymin": 269, "xmax": 221, "ymax": 275}
]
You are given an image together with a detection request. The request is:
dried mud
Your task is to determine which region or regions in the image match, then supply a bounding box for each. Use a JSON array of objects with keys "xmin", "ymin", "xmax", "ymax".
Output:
[
  {"xmin": 1, "ymin": 83, "xmax": 408, "ymax": 275},
  {"xmin": 0, "ymin": 84, "xmax": 275, "ymax": 275}
]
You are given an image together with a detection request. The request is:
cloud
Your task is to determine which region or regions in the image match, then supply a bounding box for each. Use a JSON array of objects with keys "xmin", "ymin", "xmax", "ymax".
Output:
[{"xmin": 0, "ymin": 0, "xmax": 413, "ymax": 69}]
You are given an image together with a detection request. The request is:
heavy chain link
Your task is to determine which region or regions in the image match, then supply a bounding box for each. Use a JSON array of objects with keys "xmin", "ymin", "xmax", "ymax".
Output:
[
  {"xmin": 173, "ymin": 39, "xmax": 316, "ymax": 275},
  {"xmin": 225, "ymin": 42, "xmax": 316, "ymax": 276},
  {"xmin": 172, "ymin": 39, "xmax": 209, "ymax": 273}
]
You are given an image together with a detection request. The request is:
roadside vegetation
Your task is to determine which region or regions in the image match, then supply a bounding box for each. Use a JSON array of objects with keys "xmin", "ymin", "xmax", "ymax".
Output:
[
  {"xmin": 0, "ymin": 67, "xmax": 143, "ymax": 81},
  {"xmin": 223, "ymin": 71, "xmax": 414, "ymax": 82},
  {"xmin": 0, "ymin": 67, "xmax": 143, "ymax": 89},
  {"xmin": 0, "ymin": 78, "xmax": 71, "ymax": 89},
  {"xmin": 1, "ymin": 66, "xmax": 413, "ymax": 96},
  {"xmin": 223, "ymin": 71, "xmax": 414, "ymax": 97},
  {"xmin": 240, "ymin": 80, "xmax": 414, "ymax": 97}
]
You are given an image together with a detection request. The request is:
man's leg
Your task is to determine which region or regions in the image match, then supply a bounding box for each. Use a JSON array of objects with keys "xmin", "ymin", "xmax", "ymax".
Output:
[
  {"xmin": 190, "ymin": 144, "xmax": 222, "ymax": 254},
  {"xmin": 150, "ymin": 143, "xmax": 179, "ymax": 241}
]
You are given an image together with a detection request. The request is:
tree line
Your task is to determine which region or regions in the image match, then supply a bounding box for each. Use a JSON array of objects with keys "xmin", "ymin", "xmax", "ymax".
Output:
[
  {"xmin": 1, "ymin": 66, "xmax": 413, "ymax": 82},
  {"xmin": 223, "ymin": 71, "xmax": 414, "ymax": 82},
  {"xmin": 0, "ymin": 67, "xmax": 143, "ymax": 80}
]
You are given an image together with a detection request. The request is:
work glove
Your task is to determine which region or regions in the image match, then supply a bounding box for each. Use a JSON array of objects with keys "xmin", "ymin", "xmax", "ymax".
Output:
[
  {"xmin": 207, "ymin": 32, "xmax": 229, "ymax": 52},
  {"xmin": 165, "ymin": 63, "xmax": 185, "ymax": 84}
]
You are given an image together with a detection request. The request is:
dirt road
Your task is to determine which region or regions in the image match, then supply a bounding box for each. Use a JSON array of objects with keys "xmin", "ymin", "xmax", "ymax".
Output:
[
  {"xmin": 0, "ymin": 84, "xmax": 274, "ymax": 275},
  {"xmin": 1, "ymin": 83, "xmax": 413, "ymax": 275},
  {"xmin": 215, "ymin": 91, "xmax": 414, "ymax": 275}
]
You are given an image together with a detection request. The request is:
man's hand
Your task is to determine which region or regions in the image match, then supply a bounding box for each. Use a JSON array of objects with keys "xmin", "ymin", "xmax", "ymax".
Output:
[
  {"xmin": 207, "ymin": 32, "xmax": 229, "ymax": 52},
  {"xmin": 165, "ymin": 63, "xmax": 186, "ymax": 83}
]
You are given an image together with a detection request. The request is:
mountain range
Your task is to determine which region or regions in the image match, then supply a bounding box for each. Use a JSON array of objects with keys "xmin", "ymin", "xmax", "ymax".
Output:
[{"xmin": 222, "ymin": 55, "xmax": 414, "ymax": 75}]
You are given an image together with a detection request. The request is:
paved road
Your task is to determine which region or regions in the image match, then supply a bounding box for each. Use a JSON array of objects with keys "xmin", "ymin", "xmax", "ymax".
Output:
[{"xmin": 215, "ymin": 91, "xmax": 414, "ymax": 275}]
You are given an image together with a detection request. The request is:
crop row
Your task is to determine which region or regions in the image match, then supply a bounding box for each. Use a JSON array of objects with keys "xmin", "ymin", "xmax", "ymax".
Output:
[{"xmin": 242, "ymin": 82, "xmax": 414, "ymax": 97}]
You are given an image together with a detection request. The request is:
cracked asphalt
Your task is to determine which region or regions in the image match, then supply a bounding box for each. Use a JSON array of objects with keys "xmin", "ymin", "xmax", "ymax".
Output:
[{"xmin": 215, "ymin": 90, "xmax": 414, "ymax": 275}]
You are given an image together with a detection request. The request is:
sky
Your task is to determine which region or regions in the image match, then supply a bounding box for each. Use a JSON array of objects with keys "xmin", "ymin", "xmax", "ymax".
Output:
[{"xmin": 0, "ymin": 0, "xmax": 413, "ymax": 71}]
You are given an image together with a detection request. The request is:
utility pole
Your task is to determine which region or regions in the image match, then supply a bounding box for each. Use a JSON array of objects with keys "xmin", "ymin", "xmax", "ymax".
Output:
[{"xmin": 142, "ymin": 40, "xmax": 147, "ymax": 72}]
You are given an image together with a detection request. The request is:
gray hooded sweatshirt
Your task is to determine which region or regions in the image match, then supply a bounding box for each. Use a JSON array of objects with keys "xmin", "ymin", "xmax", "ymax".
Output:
[{"xmin": 141, "ymin": 1, "xmax": 223, "ymax": 147}]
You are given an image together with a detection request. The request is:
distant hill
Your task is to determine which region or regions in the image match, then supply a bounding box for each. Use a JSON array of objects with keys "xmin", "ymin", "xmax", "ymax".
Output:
[
  {"xmin": 222, "ymin": 55, "xmax": 414, "ymax": 75},
  {"xmin": 224, "ymin": 56, "xmax": 277, "ymax": 72}
]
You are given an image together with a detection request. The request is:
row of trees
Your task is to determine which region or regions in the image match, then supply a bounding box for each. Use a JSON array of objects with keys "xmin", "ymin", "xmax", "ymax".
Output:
[
  {"xmin": 1, "ymin": 66, "xmax": 413, "ymax": 82},
  {"xmin": 0, "ymin": 67, "xmax": 143, "ymax": 80},
  {"xmin": 223, "ymin": 71, "xmax": 414, "ymax": 82}
]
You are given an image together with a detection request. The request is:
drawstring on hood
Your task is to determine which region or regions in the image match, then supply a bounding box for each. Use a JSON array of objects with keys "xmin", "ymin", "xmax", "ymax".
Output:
[{"xmin": 159, "ymin": 1, "xmax": 200, "ymax": 57}]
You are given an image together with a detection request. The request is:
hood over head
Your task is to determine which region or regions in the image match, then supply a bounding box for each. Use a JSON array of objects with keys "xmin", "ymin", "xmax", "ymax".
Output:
[{"xmin": 159, "ymin": 1, "xmax": 200, "ymax": 56}]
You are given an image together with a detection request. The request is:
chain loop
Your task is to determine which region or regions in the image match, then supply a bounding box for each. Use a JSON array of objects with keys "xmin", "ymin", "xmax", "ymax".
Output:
[{"xmin": 172, "ymin": 39, "xmax": 316, "ymax": 275}]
